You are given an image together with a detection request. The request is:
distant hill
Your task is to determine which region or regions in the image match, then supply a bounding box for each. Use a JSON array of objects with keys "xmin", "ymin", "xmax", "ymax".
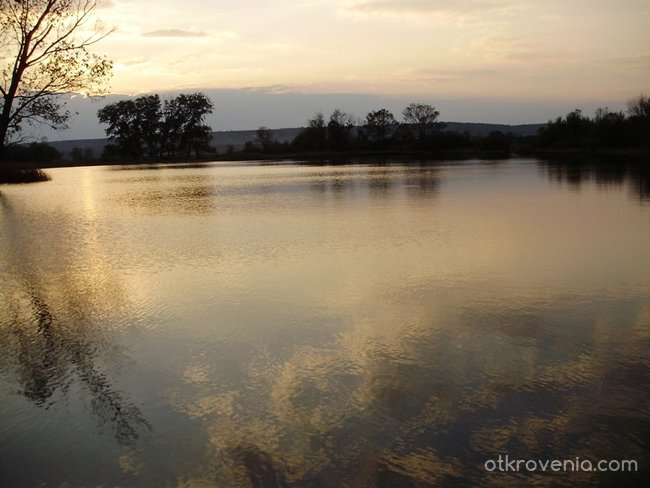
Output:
[
  {"xmin": 443, "ymin": 122, "xmax": 542, "ymax": 136},
  {"xmin": 45, "ymin": 123, "xmax": 543, "ymax": 157}
]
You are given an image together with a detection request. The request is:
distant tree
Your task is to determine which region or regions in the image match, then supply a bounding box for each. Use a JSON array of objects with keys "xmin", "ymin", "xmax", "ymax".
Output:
[
  {"xmin": 537, "ymin": 109, "xmax": 594, "ymax": 148},
  {"xmin": 0, "ymin": 0, "xmax": 112, "ymax": 153},
  {"xmin": 594, "ymin": 108, "xmax": 627, "ymax": 147},
  {"xmin": 480, "ymin": 131, "xmax": 511, "ymax": 152},
  {"xmin": 98, "ymin": 92, "xmax": 213, "ymax": 160},
  {"xmin": 292, "ymin": 112, "xmax": 327, "ymax": 151},
  {"xmin": 70, "ymin": 146, "xmax": 84, "ymax": 162},
  {"xmin": 402, "ymin": 103, "xmax": 443, "ymax": 139},
  {"xmin": 70, "ymin": 146, "xmax": 94, "ymax": 162},
  {"xmin": 162, "ymin": 93, "xmax": 213, "ymax": 158},
  {"xmin": 327, "ymin": 109, "xmax": 355, "ymax": 150},
  {"xmin": 364, "ymin": 109, "xmax": 397, "ymax": 144},
  {"xmin": 135, "ymin": 95, "xmax": 162, "ymax": 159},
  {"xmin": 310, "ymin": 112, "xmax": 326, "ymax": 130},
  {"xmin": 1, "ymin": 141, "xmax": 60, "ymax": 162},
  {"xmin": 626, "ymin": 94, "xmax": 650, "ymax": 146},
  {"xmin": 256, "ymin": 126, "xmax": 274, "ymax": 151},
  {"xmin": 97, "ymin": 100, "xmax": 143, "ymax": 160},
  {"xmin": 627, "ymin": 94, "xmax": 650, "ymax": 119},
  {"xmin": 564, "ymin": 109, "xmax": 591, "ymax": 139}
]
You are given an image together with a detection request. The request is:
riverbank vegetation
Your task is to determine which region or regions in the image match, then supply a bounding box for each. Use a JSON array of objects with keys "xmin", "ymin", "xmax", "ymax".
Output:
[
  {"xmin": 2, "ymin": 94, "xmax": 649, "ymax": 181},
  {"xmin": 253, "ymin": 96, "xmax": 649, "ymax": 159},
  {"xmin": 97, "ymin": 93, "xmax": 214, "ymax": 161}
]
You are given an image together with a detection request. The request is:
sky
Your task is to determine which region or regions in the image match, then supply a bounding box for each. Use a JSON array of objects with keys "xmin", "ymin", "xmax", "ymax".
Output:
[{"xmin": 39, "ymin": 0, "xmax": 650, "ymax": 139}]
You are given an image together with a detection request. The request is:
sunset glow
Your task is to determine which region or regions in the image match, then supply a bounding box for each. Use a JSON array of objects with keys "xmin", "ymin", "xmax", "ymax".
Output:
[{"xmin": 98, "ymin": 0, "xmax": 649, "ymax": 101}]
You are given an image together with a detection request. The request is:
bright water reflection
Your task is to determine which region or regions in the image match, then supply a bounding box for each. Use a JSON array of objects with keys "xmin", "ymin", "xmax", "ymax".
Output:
[{"xmin": 1, "ymin": 160, "xmax": 649, "ymax": 487}]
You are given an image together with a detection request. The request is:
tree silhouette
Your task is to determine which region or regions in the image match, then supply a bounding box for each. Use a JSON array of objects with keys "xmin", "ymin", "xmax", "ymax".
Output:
[
  {"xmin": 0, "ymin": 0, "xmax": 112, "ymax": 153},
  {"xmin": 97, "ymin": 100, "xmax": 144, "ymax": 160},
  {"xmin": 626, "ymin": 94, "xmax": 650, "ymax": 146},
  {"xmin": 365, "ymin": 108, "xmax": 397, "ymax": 145},
  {"xmin": 256, "ymin": 126, "xmax": 274, "ymax": 151},
  {"xmin": 327, "ymin": 109, "xmax": 355, "ymax": 150},
  {"xmin": 163, "ymin": 93, "xmax": 214, "ymax": 158},
  {"xmin": 292, "ymin": 112, "xmax": 327, "ymax": 151},
  {"xmin": 402, "ymin": 103, "xmax": 442, "ymax": 140},
  {"xmin": 98, "ymin": 93, "xmax": 214, "ymax": 160}
]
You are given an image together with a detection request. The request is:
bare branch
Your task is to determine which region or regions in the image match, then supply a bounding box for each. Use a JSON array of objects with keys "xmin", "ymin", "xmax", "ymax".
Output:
[{"xmin": 0, "ymin": 0, "xmax": 112, "ymax": 148}]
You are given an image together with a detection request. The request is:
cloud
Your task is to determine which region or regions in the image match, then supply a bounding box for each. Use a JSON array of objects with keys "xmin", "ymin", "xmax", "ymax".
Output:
[
  {"xmin": 118, "ymin": 56, "xmax": 148, "ymax": 66},
  {"xmin": 469, "ymin": 35, "xmax": 556, "ymax": 63},
  {"xmin": 240, "ymin": 84, "xmax": 306, "ymax": 94},
  {"xmin": 606, "ymin": 52, "xmax": 650, "ymax": 70},
  {"xmin": 411, "ymin": 67, "xmax": 500, "ymax": 83},
  {"xmin": 141, "ymin": 29, "xmax": 209, "ymax": 38},
  {"xmin": 342, "ymin": 0, "xmax": 520, "ymax": 22}
]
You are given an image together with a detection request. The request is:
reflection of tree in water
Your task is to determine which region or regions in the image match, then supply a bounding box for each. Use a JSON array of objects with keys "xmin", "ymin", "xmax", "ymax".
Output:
[
  {"xmin": 0, "ymin": 195, "xmax": 151, "ymax": 447},
  {"xmin": 306, "ymin": 165, "xmax": 440, "ymax": 201},
  {"xmin": 116, "ymin": 177, "xmax": 218, "ymax": 215},
  {"xmin": 541, "ymin": 159, "xmax": 650, "ymax": 201}
]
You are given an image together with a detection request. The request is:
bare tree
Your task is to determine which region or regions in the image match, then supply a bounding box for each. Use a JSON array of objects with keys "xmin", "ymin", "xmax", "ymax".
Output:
[
  {"xmin": 627, "ymin": 94, "xmax": 650, "ymax": 119},
  {"xmin": 0, "ymin": 0, "xmax": 112, "ymax": 151}
]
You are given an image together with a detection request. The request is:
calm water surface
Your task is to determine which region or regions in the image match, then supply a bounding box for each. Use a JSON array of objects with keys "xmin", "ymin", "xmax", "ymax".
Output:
[{"xmin": 1, "ymin": 159, "xmax": 649, "ymax": 487}]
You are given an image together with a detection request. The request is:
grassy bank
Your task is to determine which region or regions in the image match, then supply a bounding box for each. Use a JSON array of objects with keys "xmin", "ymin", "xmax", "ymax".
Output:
[{"xmin": 0, "ymin": 166, "xmax": 51, "ymax": 184}]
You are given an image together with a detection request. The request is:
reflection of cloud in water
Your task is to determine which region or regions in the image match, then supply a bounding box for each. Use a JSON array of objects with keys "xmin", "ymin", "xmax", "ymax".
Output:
[
  {"xmin": 170, "ymin": 279, "xmax": 650, "ymax": 486},
  {"xmin": 3, "ymin": 162, "xmax": 649, "ymax": 485}
]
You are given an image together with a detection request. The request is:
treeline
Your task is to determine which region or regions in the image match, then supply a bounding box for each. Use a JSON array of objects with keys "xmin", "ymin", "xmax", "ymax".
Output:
[
  {"xmin": 97, "ymin": 93, "xmax": 214, "ymax": 161},
  {"xmin": 93, "ymin": 92, "xmax": 650, "ymax": 162},
  {"xmin": 5, "ymin": 94, "xmax": 649, "ymax": 168},
  {"xmin": 246, "ymin": 95, "xmax": 650, "ymax": 157},
  {"xmin": 0, "ymin": 142, "xmax": 61, "ymax": 163},
  {"xmin": 247, "ymin": 103, "xmax": 491, "ymax": 155},
  {"xmin": 537, "ymin": 94, "xmax": 650, "ymax": 150}
]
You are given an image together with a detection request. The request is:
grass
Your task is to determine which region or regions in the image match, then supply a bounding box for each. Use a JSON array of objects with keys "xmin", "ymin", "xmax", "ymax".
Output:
[{"xmin": 0, "ymin": 167, "xmax": 51, "ymax": 184}]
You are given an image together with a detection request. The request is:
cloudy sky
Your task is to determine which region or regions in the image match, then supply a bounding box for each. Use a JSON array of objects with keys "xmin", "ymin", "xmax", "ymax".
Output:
[{"xmin": 45, "ymin": 0, "xmax": 650, "ymax": 138}]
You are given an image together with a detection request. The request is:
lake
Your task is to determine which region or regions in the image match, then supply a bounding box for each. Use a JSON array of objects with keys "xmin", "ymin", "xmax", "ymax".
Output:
[{"xmin": 1, "ymin": 159, "xmax": 649, "ymax": 487}]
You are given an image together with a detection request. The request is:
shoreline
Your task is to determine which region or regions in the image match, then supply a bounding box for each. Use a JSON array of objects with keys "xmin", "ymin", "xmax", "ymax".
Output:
[{"xmin": 1, "ymin": 147, "xmax": 648, "ymax": 176}]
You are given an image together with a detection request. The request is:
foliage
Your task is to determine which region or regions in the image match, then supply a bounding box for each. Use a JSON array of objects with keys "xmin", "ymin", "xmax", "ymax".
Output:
[
  {"xmin": 256, "ymin": 126, "xmax": 274, "ymax": 151},
  {"xmin": 0, "ymin": 166, "xmax": 50, "ymax": 183},
  {"xmin": 292, "ymin": 112, "xmax": 327, "ymax": 151},
  {"xmin": 327, "ymin": 109, "xmax": 356, "ymax": 150},
  {"xmin": 364, "ymin": 109, "xmax": 397, "ymax": 145},
  {"xmin": 97, "ymin": 99, "xmax": 145, "ymax": 159},
  {"xmin": 70, "ymin": 146, "xmax": 93, "ymax": 162},
  {"xmin": 97, "ymin": 92, "xmax": 214, "ymax": 160},
  {"xmin": 537, "ymin": 96, "xmax": 650, "ymax": 149},
  {"xmin": 626, "ymin": 94, "xmax": 650, "ymax": 146},
  {"xmin": 627, "ymin": 94, "xmax": 650, "ymax": 119},
  {"xmin": 163, "ymin": 93, "xmax": 214, "ymax": 158},
  {"xmin": 0, "ymin": 141, "xmax": 58, "ymax": 182},
  {"xmin": 480, "ymin": 131, "xmax": 512, "ymax": 152},
  {"xmin": 0, "ymin": 0, "xmax": 112, "ymax": 152},
  {"xmin": 402, "ymin": 103, "xmax": 443, "ymax": 139},
  {"xmin": 0, "ymin": 141, "xmax": 60, "ymax": 162}
]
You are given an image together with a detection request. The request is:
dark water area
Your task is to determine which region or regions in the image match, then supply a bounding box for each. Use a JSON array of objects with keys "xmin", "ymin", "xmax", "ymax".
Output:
[{"xmin": 1, "ymin": 159, "xmax": 649, "ymax": 487}]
